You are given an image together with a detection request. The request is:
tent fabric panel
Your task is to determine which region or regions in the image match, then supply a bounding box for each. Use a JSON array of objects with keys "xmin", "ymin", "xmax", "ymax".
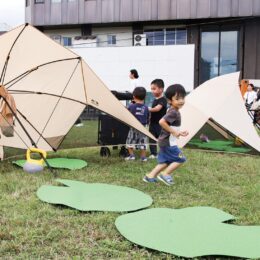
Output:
[
  {"xmin": 8, "ymin": 59, "xmax": 86, "ymax": 103},
  {"xmin": 62, "ymin": 63, "xmax": 87, "ymax": 104},
  {"xmin": 82, "ymin": 61, "xmax": 156, "ymax": 141},
  {"xmin": 212, "ymin": 88, "xmax": 260, "ymax": 152},
  {"xmin": 2, "ymin": 25, "xmax": 78, "ymax": 85},
  {"xmin": 37, "ymin": 99, "xmax": 85, "ymax": 139},
  {"xmin": 180, "ymin": 72, "xmax": 260, "ymax": 153},
  {"xmin": 10, "ymin": 93, "xmax": 84, "ymax": 137},
  {"xmin": 207, "ymin": 120, "xmax": 232, "ymax": 140},
  {"xmin": 11, "ymin": 94, "xmax": 64, "ymax": 132},
  {"xmin": 0, "ymin": 25, "xmax": 24, "ymax": 78},
  {"xmin": 44, "ymin": 136, "xmax": 65, "ymax": 150},
  {"xmin": 0, "ymin": 24, "xmax": 87, "ymax": 151},
  {"xmin": 177, "ymin": 102, "xmax": 209, "ymax": 148},
  {"xmin": 7, "ymin": 59, "xmax": 78, "ymax": 94},
  {"xmin": 0, "ymin": 113, "xmax": 53, "ymax": 151},
  {"xmin": 0, "ymin": 95, "xmax": 85, "ymax": 150},
  {"xmin": 187, "ymin": 72, "xmax": 240, "ymax": 117}
]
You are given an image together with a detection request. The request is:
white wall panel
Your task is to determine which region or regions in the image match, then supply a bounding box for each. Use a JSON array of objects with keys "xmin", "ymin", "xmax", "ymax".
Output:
[{"xmin": 70, "ymin": 45, "xmax": 195, "ymax": 92}]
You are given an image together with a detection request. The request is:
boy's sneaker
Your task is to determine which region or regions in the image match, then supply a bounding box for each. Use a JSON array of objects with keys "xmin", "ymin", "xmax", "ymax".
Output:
[
  {"xmin": 143, "ymin": 176, "xmax": 158, "ymax": 183},
  {"xmin": 75, "ymin": 122, "xmax": 83, "ymax": 127},
  {"xmin": 149, "ymin": 154, "xmax": 157, "ymax": 159},
  {"xmin": 125, "ymin": 155, "xmax": 135, "ymax": 161},
  {"xmin": 141, "ymin": 157, "xmax": 148, "ymax": 162},
  {"xmin": 157, "ymin": 174, "xmax": 174, "ymax": 186}
]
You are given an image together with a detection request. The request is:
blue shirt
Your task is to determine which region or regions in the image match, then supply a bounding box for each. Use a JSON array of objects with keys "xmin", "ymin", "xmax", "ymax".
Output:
[{"xmin": 128, "ymin": 103, "xmax": 149, "ymax": 126}]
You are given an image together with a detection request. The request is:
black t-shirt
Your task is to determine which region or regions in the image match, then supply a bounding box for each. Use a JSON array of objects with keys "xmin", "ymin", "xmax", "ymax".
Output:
[{"xmin": 150, "ymin": 97, "xmax": 167, "ymax": 124}]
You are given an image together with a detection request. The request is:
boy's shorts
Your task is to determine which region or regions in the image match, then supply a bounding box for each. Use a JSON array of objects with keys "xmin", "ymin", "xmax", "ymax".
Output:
[
  {"xmin": 126, "ymin": 128, "xmax": 148, "ymax": 150},
  {"xmin": 157, "ymin": 146, "xmax": 186, "ymax": 164}
]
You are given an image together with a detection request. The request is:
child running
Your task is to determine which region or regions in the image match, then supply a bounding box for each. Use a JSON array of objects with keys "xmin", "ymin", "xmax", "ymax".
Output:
[{"xmin": 143, "ymin": 84, "xmax": 189, "ymax": 185}]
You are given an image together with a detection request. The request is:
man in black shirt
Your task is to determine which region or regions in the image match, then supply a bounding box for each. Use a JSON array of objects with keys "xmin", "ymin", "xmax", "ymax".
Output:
[{"xmin": 149, "ymin": 79, "xmax": 167, "ymax": 158}]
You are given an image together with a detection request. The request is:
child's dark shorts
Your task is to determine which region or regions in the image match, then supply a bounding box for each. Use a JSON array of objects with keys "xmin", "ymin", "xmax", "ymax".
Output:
[{"xmin": 157, "ymin": 146, "xmax": 186, "ymax": 164}]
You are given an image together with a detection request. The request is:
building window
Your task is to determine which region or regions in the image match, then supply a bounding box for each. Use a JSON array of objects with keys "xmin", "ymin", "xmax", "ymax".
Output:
[
  {"xmin": 144, "ymin": 28, "xmax": 187, "ymax": 46},
  {"xmin": 35, "ymin": 0, "xmax": 44, "ymax": 3},
  {"xmin": 165, "ymin": 29, "xmax": 175, "ymax": 45},
  {"xmin": 63, "ymin": 37, "xmax": 72, "ymax": 46},
  {"xmin": 50, "ymin": 35, "xmax": 61, "ymax": 44},
  {"xmin": 51, "ymin": 0, "xmax": 61, "ymax": 2},
  {"xmin": 200, "ymin": 29, "xmax": 239, "ymax": 84},
  {"xmin": 176, "ymin": 29, "xmax": 187, "ymax": 44},
  {"xmin": 107, "ymin": 35, "xmax": 116, "ymax": 45}
]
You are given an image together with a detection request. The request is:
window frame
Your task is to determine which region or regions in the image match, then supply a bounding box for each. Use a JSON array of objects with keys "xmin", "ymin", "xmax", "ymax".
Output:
[
  {"xmin": 199, "ymin": 25, "xmax": 240, "ymax": 84},
  {"xmin": 144, "ymin": 28, "xmax": 187, "ymax": 46},
  {"xmin": 62, "ymin": 37, "xmax": 72, "ymax": 47},
  {"xmin": 107, "ymin": 35, "xmax": 117, "ymax": 46}
]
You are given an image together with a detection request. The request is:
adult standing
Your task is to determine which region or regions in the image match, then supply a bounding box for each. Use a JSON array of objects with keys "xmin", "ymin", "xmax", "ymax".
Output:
[
  {"xmin": 129, "ymin": 69, "xmax": 140, "ymax": 91},
  {"xmin": 244, "ymin": 83, "xmax": 257, "ymax": 110},
  {"xmin": 251, "ymin": 88, "xmax": 260, "ymax": 125}
]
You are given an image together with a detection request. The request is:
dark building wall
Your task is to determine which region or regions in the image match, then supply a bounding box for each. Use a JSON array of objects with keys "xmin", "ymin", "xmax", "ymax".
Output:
[
  {"xmin": 188, "ymin": 25, "xmax": 200, "ymax": 87},
  {"xmin": 26, "ymin": 0, "xmax": 260, "ymax": 26},
  {"xmin": 187, "ymin": 18, "xmax": 260, "ymax": 86},
  {"xmin": 243, "ymin": 19, "xmax": 260, "ymax": 79}
]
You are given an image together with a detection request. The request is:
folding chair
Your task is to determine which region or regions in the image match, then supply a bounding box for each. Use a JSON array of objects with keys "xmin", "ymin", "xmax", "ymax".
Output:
[{"xmin": 248, "ymin": 108, "xmax": 260, "ymax": 130}]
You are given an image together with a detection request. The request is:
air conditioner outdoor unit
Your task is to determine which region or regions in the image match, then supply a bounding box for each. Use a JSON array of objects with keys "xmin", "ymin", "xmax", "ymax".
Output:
[
  {"xmin": 134, "ymin": 34, "xmax": 146, "ymax": 46},
  {"xmin": 72, "ymin": 35, "xmax": 98, "ymax": 47}
]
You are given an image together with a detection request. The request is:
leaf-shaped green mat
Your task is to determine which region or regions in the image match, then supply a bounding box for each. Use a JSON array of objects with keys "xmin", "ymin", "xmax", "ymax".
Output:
[
  {"xmin": 13, "ymin": 158, "xmax": 87, "ymax": 170},
  {"xmin": 115, "ymin": 207, "xmax": 260, "ymax": 258},
  {"xmin": 189, "ymin": 139, "xmax": 251, "ymax": 153},
  {"xmin": 37, "ymin": 179, "xmax": 153, "ymax": 212}
]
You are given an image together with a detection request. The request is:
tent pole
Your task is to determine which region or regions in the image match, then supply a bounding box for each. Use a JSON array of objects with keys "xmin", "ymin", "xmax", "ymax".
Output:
[
  {"xmin": 0, "ymin": 95, "xmax": 54, "ymax": 173},
  {"xmin": 0, "ymin": 145, "xmax": 3, "ymax": 161}
]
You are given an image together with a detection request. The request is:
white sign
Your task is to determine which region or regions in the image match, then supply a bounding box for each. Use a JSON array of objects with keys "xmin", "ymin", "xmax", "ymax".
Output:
[
  {"xmin": 249, "ymin": 79, "xmax": 260, "ymax": 88},
  {"xmin": 71, "ymin": 45, "xmax": 195, "ymax": 92}
]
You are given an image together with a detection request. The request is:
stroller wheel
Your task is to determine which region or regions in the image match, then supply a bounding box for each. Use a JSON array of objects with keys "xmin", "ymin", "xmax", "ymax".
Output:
[
  {"xmin": 119, "ymin": 146, "xmax": 129, "ymax": 158},
  {"xmin": 100, "ymin": 147, "xmax": 111, "ymax": 157}
]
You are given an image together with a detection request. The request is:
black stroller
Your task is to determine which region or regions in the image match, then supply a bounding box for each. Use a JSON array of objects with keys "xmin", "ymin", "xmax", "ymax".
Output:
[
  {"xmin": 97, "ymin": 91, "xmax": 133, "ymax": 157},
  {"xmin": 248, "ymin": 108, "xmax": 260, "ymax": 130}
]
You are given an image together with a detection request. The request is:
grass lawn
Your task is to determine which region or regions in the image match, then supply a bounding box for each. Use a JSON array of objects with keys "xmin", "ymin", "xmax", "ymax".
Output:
[{"xmin": 0, "ymin": 121, "xmax": 260, "ymax": 258}]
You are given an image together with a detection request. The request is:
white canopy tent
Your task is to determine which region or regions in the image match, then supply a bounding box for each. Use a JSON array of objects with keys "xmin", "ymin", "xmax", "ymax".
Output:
[
  {"xmin": 178, "ymin": 72, "xmax": 260, "ymax": 153},
  {"xmin": 0, "ymin": 24, "xmax": 156, "ymax": 158}
]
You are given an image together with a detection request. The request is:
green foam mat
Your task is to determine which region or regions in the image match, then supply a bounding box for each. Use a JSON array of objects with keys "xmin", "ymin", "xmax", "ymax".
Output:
[
  {"xmin": 115, "ymin": 207, "xmax": 260, "ymax": 258},
  {"xmin": 37, "ymin": 179, "xmax": 153, "ymax": 212},
  {"xmin": 13, "ymin": 158, "xmax": 87, "ymax": 170},
  {"xmin": 189, "ymin": 139, "xmax": 251, "ymax": 153}
]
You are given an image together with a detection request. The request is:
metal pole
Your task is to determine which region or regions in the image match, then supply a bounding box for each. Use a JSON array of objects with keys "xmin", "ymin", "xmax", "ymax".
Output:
[{"xmin": 0, "ymin": 94, "xmax": 54, "ymax": 173}]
